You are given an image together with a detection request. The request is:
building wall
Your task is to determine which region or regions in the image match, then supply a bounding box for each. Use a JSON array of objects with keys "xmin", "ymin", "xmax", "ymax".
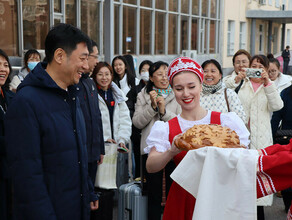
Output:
[{"xmin": 222, "ymin": 0, "xmax": 292, "ymax": 73}]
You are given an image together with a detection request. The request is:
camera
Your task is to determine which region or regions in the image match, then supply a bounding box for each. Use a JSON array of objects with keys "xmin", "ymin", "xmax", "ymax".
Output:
[{"xmin": 244, "ymin": 68, "xmax": 262, "ymax": 78}]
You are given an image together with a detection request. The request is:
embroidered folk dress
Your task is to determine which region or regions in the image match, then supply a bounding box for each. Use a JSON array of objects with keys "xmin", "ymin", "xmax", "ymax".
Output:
[
  {"xmin": 146, "ymin": 110, "xmax": 292, "ymax": 220},
  {"xmin": 145, "ymin": 111, "xmax": 250, "ymax": 220}
]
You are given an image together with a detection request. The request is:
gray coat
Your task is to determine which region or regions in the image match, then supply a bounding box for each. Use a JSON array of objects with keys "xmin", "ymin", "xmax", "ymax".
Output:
[{"xmin": 132, "ymin": 88, "xmax": 181, "ymax": 155}]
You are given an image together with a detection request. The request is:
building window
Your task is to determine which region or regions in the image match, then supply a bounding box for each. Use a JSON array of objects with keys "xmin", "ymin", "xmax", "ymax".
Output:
[
  {"xmin": 210, "ymin": 0, "xmax": 217, "ymax": 18},
  {"xmin": 123, "ymin": 0, "xmax": 136, "ymax": 4},
  {"xmin": 181, "ymin": 0, "xmax": 189, "ymax": 14},
  {"xmin": 191, "ymin": 18, "xmax": 198, "ymax": 50},
  {"xmin": 227, "ymin": 20, "xmax": 235, "ymax": 56},
  {"xmin": 123, "ymin": 6, "xmax": 136, "ymax": 54},
  {"xmin": 155, "ymin": 12, "xmax": 165, "ymax": 54},
  {"xmin": 239, "ymin": 22, "xmax": 246, "ymax": 49},
  {"xmin": 287, "ymin": 29, "xmax": 290, "ymax": 47},
  {"xmin": 140, "ymin": 0, "xmax": 152, "ymax": 7},
  {"xmin": 156, "ymin": 1, "xmax": 165, "ymax": 10},
  {"xmin": 81, "ymin": 0, "xmax": 100, "ymax": 46},
  {"xmin": 140, "ymin": 9, "xmax": 151, "ymax": 54},
  {"xmin": 181, "ymin": 16, "xmax": 188, "ymax": 53},
  {"xmin": 209, "ymin": 20, "xmax": 216, "ymax": 53},
  {"xmin": 269, "ymin": 0, "xmax": 272, "ymax": 5},
  {"xmin": 23, "ymin": 0, "xmax": 50, "ymax": 51},
  {"xmin": 169, "ymin": 0, "xmax": 178, "ymax": 12},
  {"xmin": 192, "ymin": 0, "xmax": 199, "ymax": 15},
  {"xmin": 0, "ymin": 0, "xmax": 18, "ymax": 55},
  {"xmin": 259, "ymin": 24, "xmax": 264, "ymax": 53},
  {"xmin": 202, "ymin": 0, "xmax": 208, "ymax": 17},
  {"xmin": 259, "ymin": 0, "xmax": 266, "ymax": 5},
  {"xmin": 275, "ymin": 0, "xmax": 280, "ymax": 7},
  {"xmin": 65, "ymin": 0, "xmax": 76, "ymax": 26},
  {"xmin": 168, "ymin": 14, "xmax": 177, "ymax": 54},
  {"xmin": 114, "ymin": 5, "xmax": 120, "ymax": 55}
]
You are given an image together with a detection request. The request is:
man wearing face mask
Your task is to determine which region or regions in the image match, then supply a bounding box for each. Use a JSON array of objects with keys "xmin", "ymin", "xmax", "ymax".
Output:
[
  {"xmin": 9, "ymin": 49, "xmax": 41, "ymax": 92},
  {"xmin": 76, "ymin": 40, "xmax": 105, "ymax": 206}
]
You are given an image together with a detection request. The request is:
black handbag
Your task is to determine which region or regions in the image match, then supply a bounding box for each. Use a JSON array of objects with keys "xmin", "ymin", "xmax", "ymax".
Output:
[{"xmin": 274, "ymin": 129, "xmax": 292, "ymax": 145}]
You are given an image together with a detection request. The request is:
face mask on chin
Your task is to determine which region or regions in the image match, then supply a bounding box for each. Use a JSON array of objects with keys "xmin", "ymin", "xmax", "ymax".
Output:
[
  {"xmin": 140, "ymin": 71, "xmax": 149, "ymax": 82},
  {"xmin": 27, "ymin": 62, "xmax": 39, "ymax": 71}
]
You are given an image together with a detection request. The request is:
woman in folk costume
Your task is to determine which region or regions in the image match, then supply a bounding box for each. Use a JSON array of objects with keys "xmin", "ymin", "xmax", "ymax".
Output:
[
  {"xmin": 145, "ymin": 57, "xmax": 292, "ymax": 220},
  {"xmin": 145, "ymin": 57, "xmax": 250, "ymax": 219}
]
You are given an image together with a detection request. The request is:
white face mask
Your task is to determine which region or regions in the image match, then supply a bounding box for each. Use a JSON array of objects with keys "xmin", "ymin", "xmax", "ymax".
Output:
[{"xmin": 140, "ymin": 71, "xmax": 149, "ymax": 82}]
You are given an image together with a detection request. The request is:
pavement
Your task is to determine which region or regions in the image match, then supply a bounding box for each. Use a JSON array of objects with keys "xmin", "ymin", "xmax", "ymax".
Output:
[{"xmin": 265, "ymin": 195, "xmax": 288, "ymax": 220}]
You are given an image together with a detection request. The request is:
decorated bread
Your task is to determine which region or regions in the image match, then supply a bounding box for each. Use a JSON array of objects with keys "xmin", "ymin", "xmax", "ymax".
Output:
[{"xmin": 174, "ymin": 124, "xmax": 241, "ymax": 150}]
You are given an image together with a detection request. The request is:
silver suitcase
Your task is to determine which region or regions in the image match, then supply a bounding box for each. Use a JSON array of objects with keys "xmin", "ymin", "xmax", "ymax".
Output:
[{"xmin": 118, "ymin": 181, "xmax": 147, "ymax": 220}]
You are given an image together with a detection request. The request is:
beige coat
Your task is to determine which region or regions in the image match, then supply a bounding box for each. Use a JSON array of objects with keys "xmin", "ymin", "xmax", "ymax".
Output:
[
  {"xmin": 234, "ymin": 77, "xmax": 283, "ymax": 206},
  {"xmin": 132, "ymin": 88, "xmax": 181, "ymax": 155}
]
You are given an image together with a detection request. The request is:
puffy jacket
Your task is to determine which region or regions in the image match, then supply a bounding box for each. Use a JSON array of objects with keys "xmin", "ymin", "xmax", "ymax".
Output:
[
  {"xmin": 77, "ymin": 74, "xmax": 105, "ymax": 162},
  {"xmin": 98, "ymin": 82, "xmax": 132, "ymax": 145},
  {"xmin": 5, "ymin": 62, "xmax": 93, "ymax": 220}
]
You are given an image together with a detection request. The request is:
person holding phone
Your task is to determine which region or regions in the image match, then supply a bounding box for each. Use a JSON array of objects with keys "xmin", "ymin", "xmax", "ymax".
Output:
[{"xmin": 225, "ymin": 55, "xmax": 283, "ymax": 219}]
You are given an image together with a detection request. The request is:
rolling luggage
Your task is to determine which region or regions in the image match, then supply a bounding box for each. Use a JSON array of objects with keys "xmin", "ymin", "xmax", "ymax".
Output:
[{"xmin": 118, "ymin": 181, "xmax": 147, "ymax": 220}]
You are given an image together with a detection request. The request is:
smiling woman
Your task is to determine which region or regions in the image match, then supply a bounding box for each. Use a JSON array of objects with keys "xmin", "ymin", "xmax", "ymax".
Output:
[
  {"xmin": 144, "ymin": 57, "xmax": 250, "ymax": 220},
  {"xmin": 199, "ymin": 59, "xmax": 247, "ymax": 124}
]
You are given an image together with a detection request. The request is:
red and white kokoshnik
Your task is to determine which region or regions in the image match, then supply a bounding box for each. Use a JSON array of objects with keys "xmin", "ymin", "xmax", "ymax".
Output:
[{"xmin": 167, "ymin": 57, "xmax": 204, "ymax": 84}]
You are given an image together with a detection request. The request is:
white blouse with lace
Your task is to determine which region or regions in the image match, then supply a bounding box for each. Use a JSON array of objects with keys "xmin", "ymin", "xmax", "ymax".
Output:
[{"xmin": 144, "ymin": 110, "xmax": 250, "ymax": 154}]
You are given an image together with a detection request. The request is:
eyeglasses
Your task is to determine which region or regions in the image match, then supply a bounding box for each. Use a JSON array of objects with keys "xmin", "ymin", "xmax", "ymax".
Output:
[
  {"xmin": 268, "ymin": 70, "xmax": 278, "ymax": 76},
  {"xmin": 89, "ymin": 54, "xmax": 99, "ymax": 59},
  {"xmin": 234, "ymin": 60, "xmax": 249, "ymax": 66}
]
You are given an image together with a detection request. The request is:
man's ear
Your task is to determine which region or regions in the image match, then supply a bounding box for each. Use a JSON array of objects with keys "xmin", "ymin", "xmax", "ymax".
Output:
[{"xmin": 54, "ymin": 48, "xmax": 66, "ymax": 65}]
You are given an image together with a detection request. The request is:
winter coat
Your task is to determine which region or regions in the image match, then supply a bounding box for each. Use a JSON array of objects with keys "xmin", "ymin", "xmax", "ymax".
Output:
[
  {"xmin": 0, "ymin": 88, "xmax": 14, "ymax": 220},
  {"xmin": 236, "ymin": 78, "xmax": 283, "ymax": 206},
  {"xmin": 235, "ymin": 79, "xmax": 283, "ymax": 150},
  {"xmin": 9, "ymin": 67, "xmax": 29, "ymax": 91},
  {"xmin": 132, "ymin": 87, "xmax": 181, "ymax": 155},
  {"xmin": 273, "ymin": 73, "xmax": 292, "ymax": 93},
  {"xmin": 77, "ymin": 74, "xmax": 105, "ymax": 162},
  {"xmin": 223, "ymin": 71, "xmax": 241, "ymax": 90},
  {"xmin": 200, "ymin": 86, "xmax": 247, "ymax": 124},
  {"xmin": 271, "ymin": 85, "xmax": 292, "ymax": 135},
  {"xmin": 98, "ymin": 82, "xmax": 132, "ymax": 145},
  {"xmin": 4, "ymin": 62, "xmax": 93, "ymax": 220}
]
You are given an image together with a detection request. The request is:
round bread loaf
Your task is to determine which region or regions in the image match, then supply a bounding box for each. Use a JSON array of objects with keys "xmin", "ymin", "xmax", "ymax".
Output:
[{"xmin": 174, "ymin": 124, "xmax": 241, "ymax": 150}]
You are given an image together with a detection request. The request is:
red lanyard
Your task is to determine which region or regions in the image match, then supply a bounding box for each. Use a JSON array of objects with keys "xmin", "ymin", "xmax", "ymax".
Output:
[{"xmin": 0, "ymin": 88, "xmax": 3, "ymax": 98}]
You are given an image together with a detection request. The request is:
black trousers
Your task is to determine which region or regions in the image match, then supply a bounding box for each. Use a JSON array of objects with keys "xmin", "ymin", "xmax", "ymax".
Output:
[{"xmin": 283, "ymin": 60, "xmax": 289, "ymax": 74}]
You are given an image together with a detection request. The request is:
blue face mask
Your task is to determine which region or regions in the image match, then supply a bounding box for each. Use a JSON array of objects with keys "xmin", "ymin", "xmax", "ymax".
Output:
[{"xmin": 27, "ymin": 62, "xmax": 39, "ymax": 71}]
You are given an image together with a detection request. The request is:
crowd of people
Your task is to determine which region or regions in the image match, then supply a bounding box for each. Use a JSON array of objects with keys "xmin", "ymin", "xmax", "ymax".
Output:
[{"xmin": 0, "ymin": 23, "xmax": 292, "ymax": 220}]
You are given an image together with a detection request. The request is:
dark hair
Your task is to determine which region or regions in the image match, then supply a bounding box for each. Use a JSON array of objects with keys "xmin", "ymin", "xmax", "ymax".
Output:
[
  {"xmin": 250, "ymin": 55, "xmax": 270, "ymax": 69},
  {"xmin": 232, "ymin": 49, "xmax": 252, "ymax": 65},
  {"xmin": 286, "ymin": 45, "xmax": 290, "ymax": 49},
  {"xmin": 45, "ymin": 23, "xmax": 91, "ymax": 63},
  {"xmin": 89, "ymin": 40, "xmax": 98, "ymax": 54},
  {"xmin": 92, "ymin": 62, "xmax": 113, "ymax": 86},
  {"xmin": 24, "ymin": 49, "xmax": 41, "ymax": 68},
  {"xmin": 201, "ymin": 59, "xmax": 223, "ymax": 75},
  {"xmin": 146, "ymin": 61, "xmax": 169, "ymax": 93},
  {"xmin": 0, "ymin": 49, "xmax": 12, "ymax": 90},
  {"xmin": 267, "ymin": 53, "xmax": 274, "ymax": 59},
  {"xmin": 112, "ymin": 55, "xmax": 136, "ymax": 89},
  {"xmin": 269, "ymin": 58, "xmax": 280, "ymax": 69},
  {"xmin": 139, "ymin": 60, "xmax": 153, "ymax": 74}
]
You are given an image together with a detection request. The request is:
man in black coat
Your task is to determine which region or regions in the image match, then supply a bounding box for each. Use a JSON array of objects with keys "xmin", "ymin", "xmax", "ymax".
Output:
[
  {"xmin": 77, "ymin": 40, "xmax": 105, "ymax": 197},
  {"xmin": 282, "ymin": 45, "xmax": 290, "ymax": 74},
  {"xmin": 5, "ymin": 23, "xmax": 98, "ymax": 220}
]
